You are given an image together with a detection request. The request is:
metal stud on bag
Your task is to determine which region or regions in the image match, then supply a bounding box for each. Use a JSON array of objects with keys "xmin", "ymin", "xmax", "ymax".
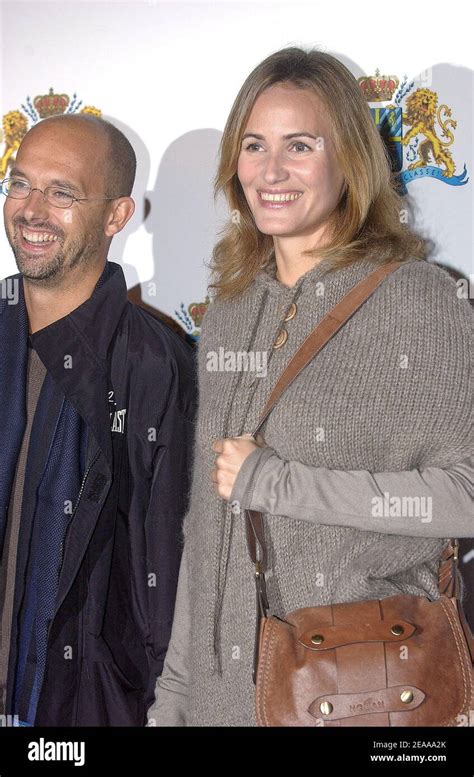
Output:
[
  {"xmin": 320, "ymin": 701, "xmax": 333, "ymax": 715},
  {"xmin": 391, "ymin": 624, "xmax": 404, "ymax": 635}
]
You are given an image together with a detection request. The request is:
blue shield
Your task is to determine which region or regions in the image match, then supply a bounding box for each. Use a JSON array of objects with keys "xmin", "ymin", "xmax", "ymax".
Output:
[{"xmin": 370, "ymin": 107, "xmax": 402, "ymax": 173}]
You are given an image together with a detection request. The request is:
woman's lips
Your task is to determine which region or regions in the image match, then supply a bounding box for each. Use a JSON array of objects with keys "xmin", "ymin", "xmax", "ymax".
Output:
[{"xmin": 257, "ymin": 191, "xmax": 303, "ymax": 209}]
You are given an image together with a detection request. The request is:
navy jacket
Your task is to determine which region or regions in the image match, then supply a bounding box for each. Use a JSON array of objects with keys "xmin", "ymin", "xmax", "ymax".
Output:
[{"xmin": 2, "ymin": 261, "xmax": 197, "ymax": 726}]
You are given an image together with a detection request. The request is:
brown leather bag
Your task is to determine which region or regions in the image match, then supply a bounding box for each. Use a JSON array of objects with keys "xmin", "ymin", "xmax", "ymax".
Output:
[{"xmin": 245, "ymin": 261, "xmax": 474, "ymax": 726}]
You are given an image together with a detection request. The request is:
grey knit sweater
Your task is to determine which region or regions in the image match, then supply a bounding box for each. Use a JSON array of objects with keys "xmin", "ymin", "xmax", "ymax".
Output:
[{"xmin": 149, "ymin": 256, "xmax": 473, "ymax": 727}]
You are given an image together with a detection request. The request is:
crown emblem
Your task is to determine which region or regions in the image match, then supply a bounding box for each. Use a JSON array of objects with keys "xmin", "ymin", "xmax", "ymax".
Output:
[
  {"xmin": 33, "ymin": 88, "xmax": 70, "ymax": 118},
  {"xmin": 175, "ymin": 296, "xmax": 210, "ymax": 339},
  {"xmin": 358, "ymin": 70, "xmax": 399, "ymax": 102},
  {"xmin": 188, "ymin": 299, "xmax": 209, "ymax": 329},
  {"xmin": 1, "ymin": 88, "xmax": 102, "ymax": 179}
]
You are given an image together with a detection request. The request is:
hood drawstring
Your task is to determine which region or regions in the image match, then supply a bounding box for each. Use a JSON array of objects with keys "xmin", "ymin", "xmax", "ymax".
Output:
[{"xmin": 209, "ymin": 288, "xmax": 269, "ymax": 674}]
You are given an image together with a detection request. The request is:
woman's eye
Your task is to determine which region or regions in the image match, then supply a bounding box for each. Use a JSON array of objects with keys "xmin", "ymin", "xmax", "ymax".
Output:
[
  {"xmin": 291, "ymin": 142, "xmax": 311, "ymax": 152},
  {"xmin": 243, "ymin": 141, "xmax": 311, "ymax": 153}
]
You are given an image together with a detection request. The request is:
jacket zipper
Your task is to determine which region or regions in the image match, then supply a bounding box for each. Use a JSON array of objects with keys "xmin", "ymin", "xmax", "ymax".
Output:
[
  {"xmin": 57, "ymin": 451, "xmax": 101, "ymax": 583},
  {"xmin": 35, "ymin": 451, "xmax": 101, "ymax": 722}
]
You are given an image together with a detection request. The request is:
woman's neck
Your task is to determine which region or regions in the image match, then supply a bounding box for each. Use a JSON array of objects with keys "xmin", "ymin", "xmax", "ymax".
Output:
[{"xmin": 273, "ymin": 232, "xmax": 327, "ymax": 287}]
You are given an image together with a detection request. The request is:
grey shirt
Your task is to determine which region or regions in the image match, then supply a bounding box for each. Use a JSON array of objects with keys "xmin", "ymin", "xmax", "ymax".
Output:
[
  {"xmin": 230, "ymin": 446, "xmax": 474, "ymax": 538},
  {"xmin": 0, "ymin": 348, "xmax": 46, "ymax": 716}
]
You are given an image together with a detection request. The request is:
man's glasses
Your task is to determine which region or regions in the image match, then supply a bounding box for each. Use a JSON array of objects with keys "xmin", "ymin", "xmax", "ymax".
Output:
[{"xmin": 0, "ymin": 178, "xmax": 120, "ymax": 209}]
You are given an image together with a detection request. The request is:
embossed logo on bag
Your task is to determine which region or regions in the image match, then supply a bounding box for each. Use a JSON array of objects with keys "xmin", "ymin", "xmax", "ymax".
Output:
[{"xmin": 350, "ymin": 696, "xmax": 385, "ymax": 714}]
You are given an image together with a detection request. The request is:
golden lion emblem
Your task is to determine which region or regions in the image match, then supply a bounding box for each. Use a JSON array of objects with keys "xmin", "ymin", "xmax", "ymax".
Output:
[
  {"xmin": 401, "ymin": 88, "xmax": 457, "ymax": 177},
  {"xmin": 0, "ymin": 110, "xmax": 29, "ymax": 177}
]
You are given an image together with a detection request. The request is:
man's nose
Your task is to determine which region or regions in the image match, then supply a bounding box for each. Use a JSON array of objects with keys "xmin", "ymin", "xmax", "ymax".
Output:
[{"xmin": 21, "ymin": 189, "xmax": 50, "ymax": 221}]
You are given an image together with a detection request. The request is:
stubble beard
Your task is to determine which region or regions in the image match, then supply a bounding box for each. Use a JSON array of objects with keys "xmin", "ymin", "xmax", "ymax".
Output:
[{"xmin": 7, "ymin": 220, "xmax": 103, "ymax": 284}]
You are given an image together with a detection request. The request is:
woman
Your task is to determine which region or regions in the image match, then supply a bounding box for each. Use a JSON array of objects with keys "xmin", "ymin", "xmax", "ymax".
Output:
[{"xmin": 148, "ymin": 47, "xmax": 473, "ymax": 726}]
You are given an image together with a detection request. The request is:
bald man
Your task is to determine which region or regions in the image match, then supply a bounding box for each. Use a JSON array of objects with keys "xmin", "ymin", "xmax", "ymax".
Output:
[{"xmin": 0, "ymin": 115, "xmax": 196, "ymax": 726}]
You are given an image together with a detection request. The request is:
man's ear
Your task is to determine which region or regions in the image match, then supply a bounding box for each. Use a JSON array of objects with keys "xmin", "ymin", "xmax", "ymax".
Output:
[{"xmin": 104, "ymin": 197, "xmax": 135, "ymax": 237}]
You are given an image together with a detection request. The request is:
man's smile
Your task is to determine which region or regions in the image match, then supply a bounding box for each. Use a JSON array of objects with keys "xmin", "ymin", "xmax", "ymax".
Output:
[{"xmin": 18, "ymin": 226, "xmax": 61, "ymax": 253}]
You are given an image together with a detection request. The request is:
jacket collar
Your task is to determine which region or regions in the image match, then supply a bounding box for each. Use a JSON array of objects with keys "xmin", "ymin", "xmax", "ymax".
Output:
[
  {"xmin": 29, "ymin": 261, "xmax": 127, "ymax": 359},
  {"xmin": 27, "ymin": 261, "xmax": 128, "ymax": 471}
]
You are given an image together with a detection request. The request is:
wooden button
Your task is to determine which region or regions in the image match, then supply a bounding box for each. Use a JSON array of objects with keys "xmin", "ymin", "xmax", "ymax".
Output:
[
  {"xmin": 273, "ymin": 329, "xmax": 288, "ymax": 349},
  {"xmin": 284, "ymin": 302, "xmax": 297, "ymax": 322}
]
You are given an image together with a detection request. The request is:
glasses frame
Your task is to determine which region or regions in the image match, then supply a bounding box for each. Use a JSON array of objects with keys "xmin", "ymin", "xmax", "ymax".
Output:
[{"xmin": 0, "ymin": 178, "xmax": 122, "ymax": 209}]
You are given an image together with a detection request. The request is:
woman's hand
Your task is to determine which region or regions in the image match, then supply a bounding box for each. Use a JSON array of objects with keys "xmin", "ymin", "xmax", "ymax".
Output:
[{"xmin": 211, "ymin": 434, "xmax": 261, "ymax": 501}]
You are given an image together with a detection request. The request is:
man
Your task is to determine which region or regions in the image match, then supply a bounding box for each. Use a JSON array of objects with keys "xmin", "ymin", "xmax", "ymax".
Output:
[{"xmin": 0, "ymin": 114, "xmax": 196, "ymax": 726}]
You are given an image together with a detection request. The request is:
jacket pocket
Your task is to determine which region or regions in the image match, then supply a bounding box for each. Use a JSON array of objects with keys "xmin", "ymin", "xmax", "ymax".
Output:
[
  {"xmin": 77, "ymin": 658, "xmax": 146, "ymax": 726},
  {"xmin": 84, "ymin": 632, "xmax": 145, "ymax": 691}
]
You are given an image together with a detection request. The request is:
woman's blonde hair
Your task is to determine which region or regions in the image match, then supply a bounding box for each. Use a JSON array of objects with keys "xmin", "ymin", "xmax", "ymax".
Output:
[{"xmin": 210, "ymin": 46, "xmax": 427, "ymax": 300}]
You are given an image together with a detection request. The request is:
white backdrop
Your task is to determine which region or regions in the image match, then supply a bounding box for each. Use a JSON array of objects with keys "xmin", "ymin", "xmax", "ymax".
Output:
[{"xmin": 1, "ymin": 0, "xmax": 473, "ymax": 329}]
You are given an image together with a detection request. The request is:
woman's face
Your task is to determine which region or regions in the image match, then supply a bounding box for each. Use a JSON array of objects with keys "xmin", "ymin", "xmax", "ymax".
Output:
[{"xmin": 237, "ymin": 83, "xmax": 345, "ymax": 243}]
